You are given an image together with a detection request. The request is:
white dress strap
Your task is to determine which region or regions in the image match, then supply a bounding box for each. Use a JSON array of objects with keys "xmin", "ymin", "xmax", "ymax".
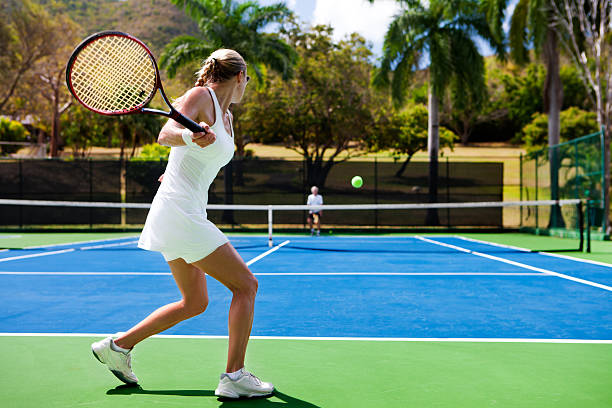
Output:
[
  {"xmin": 207, "ymin": 87, "xmax": 223, "ymax": 127},
  {"xmin": 207, "ymin": 87, "xmax": 233, "ymax": 138}
]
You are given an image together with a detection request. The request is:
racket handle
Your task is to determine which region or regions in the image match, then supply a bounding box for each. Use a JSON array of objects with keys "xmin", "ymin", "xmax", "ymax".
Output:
[{"xmin": 172, "ymin": 112, "xmax": 205, "ymax": 133}]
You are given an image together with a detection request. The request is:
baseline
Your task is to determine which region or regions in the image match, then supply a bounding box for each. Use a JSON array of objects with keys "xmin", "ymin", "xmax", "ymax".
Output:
[{"xmin": 0, "ymin": 332, "xmax": 610, "ymax": 344}]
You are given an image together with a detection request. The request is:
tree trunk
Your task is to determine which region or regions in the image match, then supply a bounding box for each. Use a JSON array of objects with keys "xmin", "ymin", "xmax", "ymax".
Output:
[
  {"xmin": 49, "ymin": 87, "xmax": 61, "ymax": 158},
  {"xmin": 544, "ymin": 28, "xmax": 564, "ymax": 228},
  {"xmin": 604, "ymin": 123, "xmax": 611, "ymax": 236},
  {"xmin": 395, "ymin": 153, "xmax": 416, "ymax": 178},
  {"xmin": 426, "ymin": 85, "xmax": 440, "ymax": 226}
]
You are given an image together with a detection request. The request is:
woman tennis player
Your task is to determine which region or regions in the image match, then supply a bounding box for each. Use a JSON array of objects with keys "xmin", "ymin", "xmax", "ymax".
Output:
[{"xmin": 91, "ymin": 49, "xmax": 274, "ymax": 399}]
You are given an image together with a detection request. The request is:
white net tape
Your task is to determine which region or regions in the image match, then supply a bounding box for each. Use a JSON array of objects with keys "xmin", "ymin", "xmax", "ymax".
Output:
[{"xmin": 69, "ymin": 35, "xmax": 157, "ymax": 113}]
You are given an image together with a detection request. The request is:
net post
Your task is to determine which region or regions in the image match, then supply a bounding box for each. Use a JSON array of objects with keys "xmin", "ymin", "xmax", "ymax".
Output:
[
  {"xmin": 578, "ymin": 200, "xmax": 584, "ymax": 252},
  {"xmin": 586, "ymin": 200, "xmax": 592, "ymax": 253},
  {"xmin": 89, "ymin": 159, "xmax": 93, "ymax": 229},
  {"xmin": 519, "ymin": 153, "xmax": 523, "ymax": 228},
  {"xmin": 268, "ymin": 205, "xmax": 273, "ymax": 247},
  {"xmin": 18, "ymin": 158, "xmax": 23, "ymax": 229}
]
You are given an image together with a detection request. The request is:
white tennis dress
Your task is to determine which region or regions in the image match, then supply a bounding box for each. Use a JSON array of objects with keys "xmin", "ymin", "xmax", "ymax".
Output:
[{"xmin": 138, "ymin": 88, "xmax": 234, "ymax": 263}]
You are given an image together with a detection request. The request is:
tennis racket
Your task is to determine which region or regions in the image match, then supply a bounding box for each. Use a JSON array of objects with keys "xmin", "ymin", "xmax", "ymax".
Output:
[{"xmin": 66, "ymin": 30, "xmax": 205, "ymax": 133}]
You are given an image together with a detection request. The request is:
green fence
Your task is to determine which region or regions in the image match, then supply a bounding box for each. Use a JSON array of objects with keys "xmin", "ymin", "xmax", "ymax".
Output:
[{"xmin": 520, "ymin": 128, "xmax": 605, "ymax": 236}]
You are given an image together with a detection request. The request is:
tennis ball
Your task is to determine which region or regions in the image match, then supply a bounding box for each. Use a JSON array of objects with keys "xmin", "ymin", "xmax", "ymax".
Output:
[{"xmin": 351, "ymin": 175, "xmax": 363, "ymax": 188}]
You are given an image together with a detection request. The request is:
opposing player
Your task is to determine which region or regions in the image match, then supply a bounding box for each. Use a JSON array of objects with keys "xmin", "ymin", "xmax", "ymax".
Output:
[
  {"xmin": 307, "ymin": 186, "xmax": 323, "ymax": 236},
  {"xmin": 91, "ymin": 49, "xmax": 274, "ymax": 399}
]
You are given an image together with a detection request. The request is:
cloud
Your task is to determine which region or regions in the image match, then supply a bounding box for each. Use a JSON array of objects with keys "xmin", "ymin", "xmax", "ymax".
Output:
[{"xmin": 312, "ymin": 0, "xmax": 402, "ymax": 55}]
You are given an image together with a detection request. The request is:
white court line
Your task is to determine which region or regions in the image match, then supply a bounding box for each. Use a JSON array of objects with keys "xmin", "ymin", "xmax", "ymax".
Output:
[
  {"xmin": 25, "ymin": 235, "xmax": 139, "ymax": 249},
  {"xmin": 456, "ymin": 235, "xmax": 612, "ymax": 268},
  {"xmin": 252, "ymin": 272, "xmax": 548, "ymax": 276},
  {"xmin": 0, "ymin": 271, "xmax": 549, "ymax": 276},
  {"xmin": 0, "ymin": 332, "xmax": 609, "ymax": 344},
  {"xmin": 0, "ymin": 272, "xmax": 171, "ymax": 276},
  {"xmin": 416, "ymin": 236, "xmax": 612, "ymax": 292},
  {"xmin": 246, "ymin": 240, "xmax": 290, "ymax": 266},
  {"xmin": 80, "ymin": 240, "xmax": 139, "ymax": 250},
  {"xmin": 0, "ymin": 249, "xmax": 75, "ymax": 263}
]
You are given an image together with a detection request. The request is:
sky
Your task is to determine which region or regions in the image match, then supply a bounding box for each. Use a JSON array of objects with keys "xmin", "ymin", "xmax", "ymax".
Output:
[{"xmin": 257, "ymin": 0, "xmax": 519, "ymax": 63}]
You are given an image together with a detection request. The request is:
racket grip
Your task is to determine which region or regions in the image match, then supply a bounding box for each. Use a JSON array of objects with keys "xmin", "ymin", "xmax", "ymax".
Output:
[{"xmin": 172, "ymin": 112, "xmax": 205, "ymax": 133}]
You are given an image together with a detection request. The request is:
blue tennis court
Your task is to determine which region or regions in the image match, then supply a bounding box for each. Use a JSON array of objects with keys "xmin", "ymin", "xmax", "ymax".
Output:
[{"xmin": 1, "ymin": 234, "xmax": 610, "ymax": 341}]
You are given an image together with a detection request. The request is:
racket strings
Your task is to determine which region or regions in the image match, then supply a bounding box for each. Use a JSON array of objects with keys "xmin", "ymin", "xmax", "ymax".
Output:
[{"xmin": 70, "ymin": 35, "xmax": 157, "ymax": 113}]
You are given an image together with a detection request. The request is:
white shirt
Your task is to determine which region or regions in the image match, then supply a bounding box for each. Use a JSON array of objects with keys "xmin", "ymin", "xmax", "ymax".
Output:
[{"xmin": 307, "ymin": 194, "xmax": 323, "ymax": 213}]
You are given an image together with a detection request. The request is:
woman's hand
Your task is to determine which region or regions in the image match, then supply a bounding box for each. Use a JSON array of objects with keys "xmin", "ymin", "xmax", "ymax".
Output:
[{"xmin": 191, "ymin": 123, "xmax": 216, "ymax": 148}]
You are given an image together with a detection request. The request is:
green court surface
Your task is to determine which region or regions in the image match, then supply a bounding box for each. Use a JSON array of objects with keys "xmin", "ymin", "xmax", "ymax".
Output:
[
  {"xmin": 0, "ymin": 232, "xmax": 138, "ymax": 249},
  {"xmin": 1, "ymin": 336, "xmax": 610, "ymax": 408},
  {"xmin": 1, "ymin": 231, "xmax": 609, "ymax": 265}
]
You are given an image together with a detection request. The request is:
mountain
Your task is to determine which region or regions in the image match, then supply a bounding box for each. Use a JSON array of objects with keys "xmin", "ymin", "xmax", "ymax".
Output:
[{"xmin": 40, "ymin": 0, "xmax": 200, "ymax": 55}]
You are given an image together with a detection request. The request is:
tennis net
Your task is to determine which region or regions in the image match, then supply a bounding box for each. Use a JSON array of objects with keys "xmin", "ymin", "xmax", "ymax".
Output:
[{"xmin": 0, "ymin": 198, "xmax": 588, "ymax": 251}]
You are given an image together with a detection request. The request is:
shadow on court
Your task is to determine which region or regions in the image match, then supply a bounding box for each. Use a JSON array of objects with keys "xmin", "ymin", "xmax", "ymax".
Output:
[{"xmin": 107, "ymin": 384, "xmax": 321, "ymax": 407}]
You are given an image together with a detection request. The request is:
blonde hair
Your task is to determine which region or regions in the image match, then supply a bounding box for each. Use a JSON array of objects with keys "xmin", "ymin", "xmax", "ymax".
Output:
[{"xmin": 195, "ymin": 49, "xmax": 247, "ymax": 87}]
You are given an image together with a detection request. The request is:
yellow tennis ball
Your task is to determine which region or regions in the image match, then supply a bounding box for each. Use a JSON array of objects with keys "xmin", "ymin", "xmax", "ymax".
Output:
[{"xmin": 351, "ymin": 176, "xmax": 363, "ymax": 188}]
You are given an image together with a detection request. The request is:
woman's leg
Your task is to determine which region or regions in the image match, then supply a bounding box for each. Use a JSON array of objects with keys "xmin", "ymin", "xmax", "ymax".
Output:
[
  {"xmin": 191, "ymin": 242, "xmax": 258, "ymax": 373},
  {"xmin": 114, "ymin": 259, "xmax": 209, "ymax": 350}
]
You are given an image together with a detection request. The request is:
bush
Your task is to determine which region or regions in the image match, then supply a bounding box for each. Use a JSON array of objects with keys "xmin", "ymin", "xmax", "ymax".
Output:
[
  {"xmin": 521, "ymin": 107, "xmax": 599, "ymax": 150},
  {"xmin": 0, "ymin": 118, "xmax": 30, "ymax": 155},
  {"xmin": 132, "ymin": 143, "xmax": 170, "ymax": 161}
]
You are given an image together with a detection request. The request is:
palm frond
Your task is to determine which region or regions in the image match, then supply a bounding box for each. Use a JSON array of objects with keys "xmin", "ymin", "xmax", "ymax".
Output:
[
  {"xmin": 247, "ymin": 3, "xmax": 293, "ymax": 31},
  {"xmin": 527, "ymin": 0, "xmax": 549, "ymax": 55},
  {"xmin": 480, "ymin": 0, "xmax": 508, "ymax": 44},
  {"xmin": 509, "ymin": 0, "xmax": 530, "ymax": 64},
  {"xmin": 169, "ymin": 0, "xmax": 215, "ymax": 22},
  {"xmin": 447, "ymin": 27, "xmax": 487, "ymax": 110},
  {"xmin": 159, "ymin": 35, "xmax": 214, "ymax": 78}
]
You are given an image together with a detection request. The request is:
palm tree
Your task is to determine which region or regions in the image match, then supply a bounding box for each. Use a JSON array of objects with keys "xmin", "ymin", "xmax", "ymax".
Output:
[
  {"xmin": 371, "ymin": 0, "xmax": 504, "ymax": 225},
  {"xmin": 160, "ymin": 0, "xmax": 297, "ymax": 81},
  {"xmin": 485, "ymin": 0, "xmax": 565, "ymax": 227},
  {"xmin": 160, "ymin": 0, "xmax": 298, "ymax": 222}
]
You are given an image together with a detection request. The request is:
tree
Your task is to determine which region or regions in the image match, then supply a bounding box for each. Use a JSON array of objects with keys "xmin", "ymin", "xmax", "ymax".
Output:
[
  {"xmin": 160, "ymin": 0, "xmax": 297, "ymax": 80},
  {"xmin": 375, "ymin": 104, "xmax": 457, "ymax": 177},
  {"xmin": 34, "ymin": 15, "xmax": 80, "ymax": 157},
  {"xmin": 550, "ymin": 0, "xmax": 612, "ymax": 235},
  {"xmin": 60, "ymin": 105, "xmax": 107, "ymax": 158},
  {"xmin": 0, "ymin": 0, "xmax": 60, "ymax": 115},
  {"xmin": 486, "ymin": 0, "xmax": 567, "ymax": 226},
  {"xmin": 371, "ymin": 0, "xmax": 503, "ymax": 224},
  {"xmin": 239, "ymin": 25, "xmax": 382, "ymax": 188}
]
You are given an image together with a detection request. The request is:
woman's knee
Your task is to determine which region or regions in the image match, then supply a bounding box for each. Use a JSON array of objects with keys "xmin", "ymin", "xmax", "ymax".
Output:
[
  {"xmin": 182, "ymin": 296, "xmax": 208, "ymax": 318},
  {"xmin": 235, "ymin": 274, "xmax": 258, "ymax": 298}
]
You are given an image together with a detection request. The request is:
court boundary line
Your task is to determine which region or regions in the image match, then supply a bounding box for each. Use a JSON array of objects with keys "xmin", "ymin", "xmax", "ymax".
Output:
[
  {"xmin": 0, "ymin": 249, "xmax": 75, "ymax": 263},
  {"xmin": 24, "ymin": 235, "xmax": 140, "ymax": 250},
  {"xmin": 0, "ymin": 271, "xmax": 552, "ymax": 276},
  {"xmin": 245, "ymin": 240, "xmax": 290, "ymax": 266},
  {"xmin": 455, "ymin": 235, "xmax": 612, "ymax": 268},
  {"xmin": 80, "ymin": 240, "xmax": 139, "ymax": 250},
  {"xmin": 416, "ymin": 236, "xmax": 612, "ymax": 292},
  {"xmin": 0, "ymin": 333, "xmax": 609, "ymax": 344}
]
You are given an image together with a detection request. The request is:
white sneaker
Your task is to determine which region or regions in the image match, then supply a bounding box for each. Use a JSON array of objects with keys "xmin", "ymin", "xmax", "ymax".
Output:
[
  {"xmin": 91, "ymin": 337, "xmax": 139, "ymax": 384},
  {"xmin": 215, "ymin": 368, "xmax": 274, "ymax": 399}
]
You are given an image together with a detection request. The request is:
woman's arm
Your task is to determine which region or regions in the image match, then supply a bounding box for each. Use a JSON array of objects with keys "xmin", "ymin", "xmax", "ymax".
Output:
[{"xmin": 158, "ymin": 87, "xmax": 217, "ymax": 148}]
